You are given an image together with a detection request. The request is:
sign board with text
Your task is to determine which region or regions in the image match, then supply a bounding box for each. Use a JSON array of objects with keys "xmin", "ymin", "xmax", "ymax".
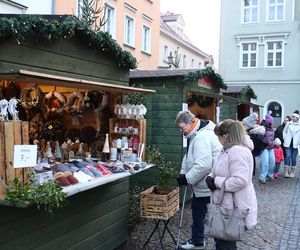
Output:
[{"xmin": 13, "ymin": 145, "xmax": 37, "ymax": 168}]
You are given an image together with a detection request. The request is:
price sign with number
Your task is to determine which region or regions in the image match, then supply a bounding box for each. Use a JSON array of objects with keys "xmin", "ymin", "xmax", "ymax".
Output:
[{"xmin": 13, "ymin": 145, "xmax": 38, "ymax": 168}]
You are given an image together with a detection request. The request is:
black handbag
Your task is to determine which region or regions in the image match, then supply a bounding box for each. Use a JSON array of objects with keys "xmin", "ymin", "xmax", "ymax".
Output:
[{"xmin": 204, "ymin": 178, "xmax": 247, "ymax": 241}]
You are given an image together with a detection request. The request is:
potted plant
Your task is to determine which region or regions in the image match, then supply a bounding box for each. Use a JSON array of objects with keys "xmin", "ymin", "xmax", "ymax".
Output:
[{"xmin": 140, "ymin": 147, "xmax": 179, "ymax": 220}]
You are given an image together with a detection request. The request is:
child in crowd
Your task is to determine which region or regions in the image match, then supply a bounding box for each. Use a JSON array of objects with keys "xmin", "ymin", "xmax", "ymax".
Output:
[{"xmin": 273, "ymin": 138, "xmax": 284, "ymax": 179}]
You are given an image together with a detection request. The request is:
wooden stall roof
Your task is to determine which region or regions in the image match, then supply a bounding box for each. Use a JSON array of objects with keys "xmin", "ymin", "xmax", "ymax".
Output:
[
  {"xmin": 221, "ymin": 85, "xmax": 257, "ymax": 99},
  {"xmin": 0, "ymin": 69, "xmax": 155, "ymax": 94},
  {"xmin": 130, "ymin": 68, "xmax": 200, "ymax": 78}
]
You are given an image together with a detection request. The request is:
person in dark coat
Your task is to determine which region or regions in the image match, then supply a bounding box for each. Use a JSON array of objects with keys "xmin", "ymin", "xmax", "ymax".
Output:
[{"xmin": 274, "ymin": 116, "xmax": 291, "ymax": 158}]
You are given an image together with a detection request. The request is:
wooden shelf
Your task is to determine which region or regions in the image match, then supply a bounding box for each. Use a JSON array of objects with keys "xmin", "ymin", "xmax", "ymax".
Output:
[{"xmin": 109, "ymin": 118, "xmax": 146, "ymax": 160}]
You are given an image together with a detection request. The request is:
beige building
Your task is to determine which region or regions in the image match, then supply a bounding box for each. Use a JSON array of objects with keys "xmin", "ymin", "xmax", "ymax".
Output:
[{"xmin": 159, "ymin": 12, "xmax": 210, "ymax": 69}]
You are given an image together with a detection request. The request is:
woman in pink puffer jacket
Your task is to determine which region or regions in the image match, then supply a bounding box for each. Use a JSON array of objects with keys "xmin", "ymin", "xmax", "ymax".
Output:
[{"xmin": 205, "ymin": 119, "xmax": 258, "ymax": 250}]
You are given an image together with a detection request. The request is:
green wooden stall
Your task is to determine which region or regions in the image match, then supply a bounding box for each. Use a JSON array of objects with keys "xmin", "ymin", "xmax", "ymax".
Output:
[
  {"xmin": 221, "ymin": 85, "xmax": 258, "ymax": 121},
  {"xmin": 129, "ymin": 68, "xmax": 228, "ymax": 188},
  {"xmin": 0, "ymin": 15, "xmax": 155, "ymax": 250}
]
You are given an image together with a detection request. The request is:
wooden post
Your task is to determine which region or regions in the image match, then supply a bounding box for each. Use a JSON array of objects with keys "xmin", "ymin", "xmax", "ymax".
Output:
[
  {"xmin": 21, "ymin": 121, "xmax": 31, "ymax": 184},
  {"xmin": 0, "ymin": 122, "xmax": 6, "ymax": 182},
  {"xmin": 0, "ymin": 122, "xmax": 6, "ymax": 198},
  {"xmin": 13, "ymin": 121, "xmax": 22, "ymax": 180},
  {"xmin": 4, "ymin": 122, "xmax": 15, "ymax": 182}
]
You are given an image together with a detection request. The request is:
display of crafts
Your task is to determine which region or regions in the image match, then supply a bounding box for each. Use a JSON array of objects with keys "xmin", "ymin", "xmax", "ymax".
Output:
[
  {"xmin": 0, "ymin": 98, "xmax": 20, "ymax": 121},
  {"xmin": 114, "ymin": 104, "xmax": 147, "ymax": 119}
]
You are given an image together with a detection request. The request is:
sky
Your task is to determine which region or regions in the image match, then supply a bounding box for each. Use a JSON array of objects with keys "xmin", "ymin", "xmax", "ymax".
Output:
[{"xmin": 160, "ymin": 0, "xmax": 221, "ymax": 68}]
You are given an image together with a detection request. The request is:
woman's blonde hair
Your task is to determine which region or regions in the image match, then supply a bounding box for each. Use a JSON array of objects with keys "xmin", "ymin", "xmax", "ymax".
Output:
[{"xmin": 214, "ymin": 119, "xmax": 247, "ymax": 148}]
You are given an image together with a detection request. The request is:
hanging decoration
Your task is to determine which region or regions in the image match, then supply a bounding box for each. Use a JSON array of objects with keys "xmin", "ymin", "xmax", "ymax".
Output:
[
  {"xmin": 84, "ymin": 90, "xmax": 108, "ymax": 111},
  {"xmin": 179, "ymin": 67, "xmax": 227, "ymax": 90},
  {"xmin": 44, "ymin": 91, "xmax": 66, "ymax": 116},
  {"xmin": 0, "ymin": 15, "xmax": 137, "ymax": 69},
  {"xmin": 187, "ymin": 94, "xmax": 214, "ymax": 108},
  {"xmin": 65, "ymin": 91, "xmax": 85, "ymax": 114},
  {"xmin": 20, "ymin": 84, "xmax": 45, "ymax": 112}
]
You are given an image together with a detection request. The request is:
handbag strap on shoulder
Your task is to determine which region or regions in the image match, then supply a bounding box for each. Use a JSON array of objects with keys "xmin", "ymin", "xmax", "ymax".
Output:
[
  {"xmin": 218, "ymin": 177, "xmax": 229, "ymax": 204},
  {"xmin": 218, "ymin": 177, "xmax": 239, "ymax": 208}
]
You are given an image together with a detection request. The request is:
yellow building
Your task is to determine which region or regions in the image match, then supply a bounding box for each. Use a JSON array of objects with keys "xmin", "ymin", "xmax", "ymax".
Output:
[{"xmin": 54, "ymin": 0, "xmax": 160, "ymax": 70}]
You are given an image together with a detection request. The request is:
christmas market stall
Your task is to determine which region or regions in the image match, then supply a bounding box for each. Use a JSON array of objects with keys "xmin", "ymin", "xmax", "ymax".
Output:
[
  {"xmin": 0, "ymin": 15, "xmax": 154, "ymax": 250},
  {"xmin": 221, "ymin": 85, "xmax": 259, "ymax": 120},
  {"xmin": 129, "ymin": 67, "xmax": 232, "ymax": 189}
]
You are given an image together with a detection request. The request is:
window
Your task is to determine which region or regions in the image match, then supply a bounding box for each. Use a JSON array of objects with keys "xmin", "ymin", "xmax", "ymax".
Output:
[
  {"xmin": 103, "ymin": 4, "xmax": 116, "ymax": 39},
  {"xmin": 267, "ymin": 0, "xmax": 285, "ymax": 21},
  {"xmin": 183, "ymin": 55, "xmax": 187, "ymax": 68},
  {"xmin": 265, "ymin": 41, "xmax": 283, "ymax": 68},
  {"xmin": 191, "ymin": 59, "xmax": 195, "ymax": 68},
  {"xmin": 124, "ymin": 15, "xmax": 135, "ymax": 47},
  {"xmin": 141, "ymin": 25, "xmax": 151, "ymax": 53},
  {"xmin": 240, "ymin": 42, "xmax": 258, "ymax": 68},
  {"xmin": 241, "ymin": 0, "xmax": 259, "ymax": 24},
  {"xmin": 163, "ymin": 45, "xmax": 169, "ymax": 61}
]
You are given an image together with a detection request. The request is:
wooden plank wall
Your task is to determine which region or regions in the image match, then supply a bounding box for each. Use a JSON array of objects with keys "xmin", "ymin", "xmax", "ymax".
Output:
[
  {"xmin": 0, "ymin": 178, "xmax": 129, "ymax": 250},
  {"xmin": 0, "ymin": 40, "xmax": 128, "ymax": 86},
  {"xmin": 221, "ymin": 99, "xmax": 238, "ymax": 120},
  {"xmin": 129, "ymin": 79, "xmax": 184, "ymax": 189}
]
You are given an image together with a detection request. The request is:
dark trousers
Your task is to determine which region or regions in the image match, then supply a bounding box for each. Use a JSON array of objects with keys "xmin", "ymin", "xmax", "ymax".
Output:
[
  {"xmin": 215, "ymin": 239, "xmax": 237, "ymax": 250},
  {"xmin": 191, "ymin": 195, "xmax": 210, "ymax": 244}
]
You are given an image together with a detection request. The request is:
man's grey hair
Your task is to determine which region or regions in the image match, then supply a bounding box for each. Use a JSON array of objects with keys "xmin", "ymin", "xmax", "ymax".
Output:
[{"xmin": 175, "ymin": 110, "xmax": 195, "ymax": 125}]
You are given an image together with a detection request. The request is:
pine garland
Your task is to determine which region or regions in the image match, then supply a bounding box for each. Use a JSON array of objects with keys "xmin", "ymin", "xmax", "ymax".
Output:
[
  {"xmin": 179, "ymin": 66, "xmax": 227, "ymax": 90},
  {"xmin": 0, "ymin": 15, "xmax": 137, "ymax": 69},
  {"xmin": 240, "ymin": 85, "xmax": 257, "ymax": 99}
]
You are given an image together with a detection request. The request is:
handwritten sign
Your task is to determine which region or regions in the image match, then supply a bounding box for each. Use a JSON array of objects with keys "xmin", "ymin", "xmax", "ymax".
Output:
[{"xmin": 13, "ymin": 145, "xmax": 37, "ymax": 168}]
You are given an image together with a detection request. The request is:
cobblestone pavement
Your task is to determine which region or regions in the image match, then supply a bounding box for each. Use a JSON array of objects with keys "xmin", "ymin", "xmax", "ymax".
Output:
[{"xmin": 122, "ymin": 162, "xmax": 300, "ymax": 250}]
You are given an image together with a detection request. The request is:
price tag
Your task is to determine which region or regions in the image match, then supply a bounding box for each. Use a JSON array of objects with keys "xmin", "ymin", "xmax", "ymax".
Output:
[{"xmin": 13, "ymin": 145, "xmax": 37, "ymax": 168}]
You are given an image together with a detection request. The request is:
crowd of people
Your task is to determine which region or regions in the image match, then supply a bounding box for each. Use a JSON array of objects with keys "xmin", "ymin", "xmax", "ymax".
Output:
[
  {"xmin": 174, "ymin": 108, "xmax": 300, "ymax": 250},
  {"xmin": 243, "ymin": 109, "xmax": 300, "ymax": 182}
]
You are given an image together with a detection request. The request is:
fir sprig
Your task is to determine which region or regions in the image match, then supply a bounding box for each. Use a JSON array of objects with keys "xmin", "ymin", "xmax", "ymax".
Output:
[{"xmin": 179, "ymin": 66, "xmax": 227, "ymax": 90}]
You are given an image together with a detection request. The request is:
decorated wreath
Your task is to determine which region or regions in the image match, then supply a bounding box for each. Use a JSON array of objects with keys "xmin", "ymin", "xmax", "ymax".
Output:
[
  {"xmin": 65, "ymin": 91, "xmax": 85, "ymax": 113},
  {"xmin": 84, "ymin": 90, "xmax": 108, "ymax": 111},
  {"xmin": 20, "ymin": 85, "xmax": 45, "ymax": 111},
  {"xmin": 44, "ymin": 91, "xmax": 66, "ymax": 115}
]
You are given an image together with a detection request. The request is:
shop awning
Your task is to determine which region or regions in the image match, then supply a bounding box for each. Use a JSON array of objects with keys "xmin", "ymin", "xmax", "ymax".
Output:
[{"xmin": 0, "ymin": 69, "xmax": 155, "ymax": 94}]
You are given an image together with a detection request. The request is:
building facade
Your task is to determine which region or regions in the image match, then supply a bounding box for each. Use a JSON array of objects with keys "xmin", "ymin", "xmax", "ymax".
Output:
[
  {"xmin": 0, "ymin": 0, "xmax": 160, "ymax": 70},
  {"xmin": 219, "ymin": 0, "xmax": 300, "ymax": 126},
  {"xmin": 56, "ymin": 0, "xmax": 161, "ymax": 70},
  {"xmin": 159, "ymin": 12, "xmax": 209, "ymax": 69}
]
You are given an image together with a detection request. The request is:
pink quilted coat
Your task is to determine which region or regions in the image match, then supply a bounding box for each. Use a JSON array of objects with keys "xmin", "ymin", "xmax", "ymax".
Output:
[{"xmin": 210, "ymin": 144, "xmax": 258, "ymax": 229}]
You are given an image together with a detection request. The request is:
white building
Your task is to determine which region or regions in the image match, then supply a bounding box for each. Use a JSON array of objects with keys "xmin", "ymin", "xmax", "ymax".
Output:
[
  {"xmin": 159, "ymin": 12, "xmax": 210, "ymax": 69},
  {"xmin": 219, "ymin": 0, "xmax": 300, "ymax": 126}
]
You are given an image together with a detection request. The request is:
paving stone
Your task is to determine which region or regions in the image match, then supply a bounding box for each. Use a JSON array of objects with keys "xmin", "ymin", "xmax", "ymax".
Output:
[{"xmin": 119, "ymin": 161, "xmax": 300, "ymax": 250}]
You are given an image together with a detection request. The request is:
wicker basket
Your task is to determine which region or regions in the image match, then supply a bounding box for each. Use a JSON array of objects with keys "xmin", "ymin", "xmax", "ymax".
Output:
[{"xmin": 140, "ymin": 185, "xmax": 179, "ymax": 220}]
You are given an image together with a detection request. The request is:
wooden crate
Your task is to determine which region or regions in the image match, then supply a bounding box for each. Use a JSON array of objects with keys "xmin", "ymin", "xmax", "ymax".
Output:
[
  {"xmin": 140, "ymin": 185, "xmax": 179, "ymax": 220},
  {"xmin": 0, "ymin": 121, "xmax": 31, "ymax": 199}
]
